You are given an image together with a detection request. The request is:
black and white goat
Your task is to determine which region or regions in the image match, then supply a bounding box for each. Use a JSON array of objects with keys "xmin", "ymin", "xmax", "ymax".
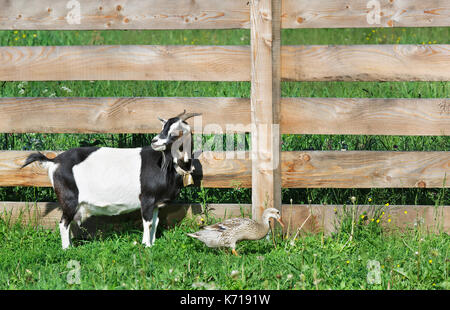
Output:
[{"xmin": 21, "ymin": 111, "xmax": 200, "ymax": 249}]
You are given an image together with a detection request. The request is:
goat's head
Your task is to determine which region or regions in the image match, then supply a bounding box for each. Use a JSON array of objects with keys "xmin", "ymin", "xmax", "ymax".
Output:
[{"xmin": 151, "ymin": 111, "xmax": 201, "ymax": 155}]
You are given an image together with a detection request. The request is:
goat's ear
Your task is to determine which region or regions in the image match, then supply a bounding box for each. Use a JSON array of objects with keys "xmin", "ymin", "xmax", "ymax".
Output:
[{"xmin": 158, "ymin": 117, "xmax": 167, "ymax": 125}]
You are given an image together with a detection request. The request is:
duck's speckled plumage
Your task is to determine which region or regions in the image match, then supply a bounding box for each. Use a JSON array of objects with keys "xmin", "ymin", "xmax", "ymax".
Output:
[{"xmin": 187, "ymin": 208, "xmax": 284, "ymax": 255}]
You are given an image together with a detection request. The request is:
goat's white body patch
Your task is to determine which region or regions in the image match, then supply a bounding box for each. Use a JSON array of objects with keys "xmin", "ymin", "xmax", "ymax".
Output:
[
  {"xmin": 44, "ymin": 162, "xmax": 59, "ymax": 187},
  {"xmin": 72, "ymin": 147, "xmax": 142, "ymax": 215}
]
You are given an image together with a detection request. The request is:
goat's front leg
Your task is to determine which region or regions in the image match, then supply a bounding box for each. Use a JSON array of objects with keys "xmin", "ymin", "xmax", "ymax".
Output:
[{"xmin": 140, "ymin": 197, "xmax": 158, "ymax": 247}]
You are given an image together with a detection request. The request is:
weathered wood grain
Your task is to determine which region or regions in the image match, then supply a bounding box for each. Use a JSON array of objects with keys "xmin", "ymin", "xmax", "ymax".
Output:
[
  {"xmin": 281, "ymin": 97, "xmax": 450, "ymax": 135},
  {"xmin": 0, "ymin": 97, "xmax": 250, "ymax": 134},
  {"xmin": 282, "ymin": 44, "xmax": 450, "ymax": 81},
  {"xmin": 282, "ymin": 151, "xmax": 450, "ymax": 188},
  {"xmin": 0, "ymin": 45, "xmax": 250, "ymax": 81},
  {"xmin": 1, "ymin": 151, "xmax": 448, "ymax": 188},
  {"xmin": 1, "ymin": 0, "xmax": 448, "ymax": 30},
  {"xmin": 1, "ymin": 97, "xmax": 449, "ymax": 136},
  {"xmin": 2, "ymin": 44, "xmax": 447, "ymax": 82},
  {"xmin": 0, "ymin": 151, "xmax": 251, "ymax": 188},
  {"xmin": 283, "ymin": 0, "xmax": 450, "ymax": 28},
  {"xmin": 0, "ymin": 0, "xmax": 250, "ymax": 30},
  {"xmin": 1, "ymin": 202, "xmax": 448, "ymax": 234},
  {"xmin": 250, "ymin": 0, "xmax": 282, "ymax": 219}
]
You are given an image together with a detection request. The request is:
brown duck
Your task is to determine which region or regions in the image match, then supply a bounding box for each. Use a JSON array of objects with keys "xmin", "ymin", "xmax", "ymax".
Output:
[{"xmin": 187, "ymin": 208, "xmax": 284, "ymax": 256}]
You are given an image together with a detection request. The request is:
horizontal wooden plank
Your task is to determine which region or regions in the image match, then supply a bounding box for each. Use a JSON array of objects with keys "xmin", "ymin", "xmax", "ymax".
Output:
[
  {"xmin": 0, "ymin": 0, "xmax": 250, "ymax": 30},
  {"xmin": 282, "ymin": 45, "xmax": 450, "ymax": 81},
  {"xmin": 283, "ymin": 0, "xmax": 450, "ymax": 28},
  {"xmin": 0, "ymin": 45, "xmax": 250, "ymax": 81},
  {"xmin": 1, "ymin": 150, "xmax": 448, "ymax": 188},
  {"xmin": 1, "ymin": 97, "xmax": 449, "ymax": 136},
  {"xmin": 0, "ymin": 97, "xmax": 250, "ymax": 134},
  {"xmin": 2, "ymin": 45, "xmax": 448, "ymax": 82},
  {"xmin": 282, "ymin": 151, "xmax": 450, "ymax": 188},
  {"xmin": 1, "ymin": 202, "xmax": 448, "ymax": 234},
  {"xmin": 0, "ymin": 150, "xmax": 251, "ymax": 188},
  {"xmin": 281, "ymin": 97, "xmax": 450, "ymax": 135},
  {"xmin": 1, "ymin": 0, "xmax": 448, "ymax": 30}
]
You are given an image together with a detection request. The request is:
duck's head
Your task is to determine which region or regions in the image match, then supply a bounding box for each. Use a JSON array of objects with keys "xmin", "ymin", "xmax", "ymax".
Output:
[{"xmin": 262, "ymin": 208, "xmax": 284, "ymax": 228}]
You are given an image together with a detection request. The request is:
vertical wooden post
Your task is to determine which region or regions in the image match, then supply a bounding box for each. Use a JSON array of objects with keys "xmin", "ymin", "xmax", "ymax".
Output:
[{"xmin": 250, "ymin": 0, "xmax": 282, "ymax": 220}]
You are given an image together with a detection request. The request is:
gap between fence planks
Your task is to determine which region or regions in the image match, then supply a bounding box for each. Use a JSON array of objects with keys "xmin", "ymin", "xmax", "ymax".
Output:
[
  {"xmin": 2, "ymin": 150, "xmax": 448, "ymax": 188},
  {"xmin": 1, "ymin": 202, "xmax": 448, "ymax": 234},
  {"xmin": 0, "ymin": 97, "xmax": 449, "ymax": 136},
  {"xmin": 1, "ymin": 0, "xmax": 448, "ymax": 30},
  {"xmin": 1, "ymin": 45, "xmax": 448, "ymax": 82}
]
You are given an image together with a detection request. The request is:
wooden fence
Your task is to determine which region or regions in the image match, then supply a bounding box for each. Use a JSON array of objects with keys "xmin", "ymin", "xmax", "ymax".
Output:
[{"xmin": 0, "ymin": 0, "xmax": 449, "ymax": 233}]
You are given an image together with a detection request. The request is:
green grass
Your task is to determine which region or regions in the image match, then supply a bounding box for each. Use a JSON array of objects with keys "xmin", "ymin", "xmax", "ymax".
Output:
[{"xmin": 0, "ymin": 213, "xmax": 448, "ymax": 290}]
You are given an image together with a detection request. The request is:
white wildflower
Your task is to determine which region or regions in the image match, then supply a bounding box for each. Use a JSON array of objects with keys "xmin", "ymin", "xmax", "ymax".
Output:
[{"xmin": 230, "ymin": 270, "xmax": 239, "ymax": 279}]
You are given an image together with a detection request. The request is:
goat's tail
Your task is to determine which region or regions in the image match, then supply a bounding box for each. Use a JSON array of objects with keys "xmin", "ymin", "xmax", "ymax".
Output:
[{"xmin": 21, "ymin": 152, "xmax": 54, "ymax": 169}]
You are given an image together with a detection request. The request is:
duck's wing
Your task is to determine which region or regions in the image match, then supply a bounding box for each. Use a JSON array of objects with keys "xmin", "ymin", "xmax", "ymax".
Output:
[{"xmin": 203, "ymin": 218, "xmax": 254, "ymax": 232}]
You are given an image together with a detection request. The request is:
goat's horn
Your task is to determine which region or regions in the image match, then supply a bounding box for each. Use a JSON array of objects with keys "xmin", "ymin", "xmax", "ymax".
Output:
[
  {"xmin": 175, "ymin": 110, "xmax": 187, "ymax": 118},
  {"xmin": 180, "ymin": 112, "xmax": 202, "ymax": 121}
]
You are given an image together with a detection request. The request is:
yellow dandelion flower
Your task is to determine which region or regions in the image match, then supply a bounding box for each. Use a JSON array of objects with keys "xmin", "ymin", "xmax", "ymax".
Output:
[
  {"xmin": 22, "ymin": 34, "xmax": 26, "ymax": 38},
  {"xmin": 388, "ymin": 219, "xmax": 391, "ymax": 223},
  {"xmin": 397, "ymin": 264, "xmax": 400, "ymax": 267},
  {"xmin": 368, "ymin": 197, "xmax": 372, "ymax": 202},
  {"xmin": 429, "ymin": 260, "xmax": 432, "ymax": 264},
  {"xmin": 404, "ymin": 211, "xmax": 408, "ymax": 215},
  {"xmin": 382, "ymin": 211, "xmax": 385, "ymax": 215},
  {"xmin": 33, "ymin": 34, "xmax": 37, "ymax": 38},
  {"xmin": 346, "ymin": 260, "xmax": 350, "ymax": 264},
  {"xmin": 422, "ymin": 41, "xmax": 425, "ymax": 45},
  {"xmin": 371, "ymin": 218, "xmax": 375, "ymax": 222},
  {"xmin": 428, "ymin": 41, "xmax": 432, "ymax": 44},
  {"xmin": 432, "ymin": 283, "xmax": 436, "ymax": 286},
  {"xmin": 14, "ymin": 37, "xmax": 19, "ymax": 41},
  {"xmin": 376, "ymin": 219, "xmax": 380, "ymax": 223},
  {"xmin": 372, "ymin": 30, "xmax": 376, "ymax": 33},
  {"xmin": 14, "ymin": 30, "xmax": 18, "ymax": 34},
  {"xmin": 385, "ymin": 203, "xmax": 389, "ymax": 207}
]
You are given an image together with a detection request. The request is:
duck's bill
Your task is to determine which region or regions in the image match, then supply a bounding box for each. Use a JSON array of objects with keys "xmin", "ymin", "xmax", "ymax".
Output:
[{"xmin": 276, "ymin": 218, "xmax": 285, "ymax": 228}]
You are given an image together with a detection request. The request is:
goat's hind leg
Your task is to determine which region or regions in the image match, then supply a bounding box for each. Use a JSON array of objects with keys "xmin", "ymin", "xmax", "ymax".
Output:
[{"xmin": 55, "ymin": 188, "xmax": 79, "ymax": 250}]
